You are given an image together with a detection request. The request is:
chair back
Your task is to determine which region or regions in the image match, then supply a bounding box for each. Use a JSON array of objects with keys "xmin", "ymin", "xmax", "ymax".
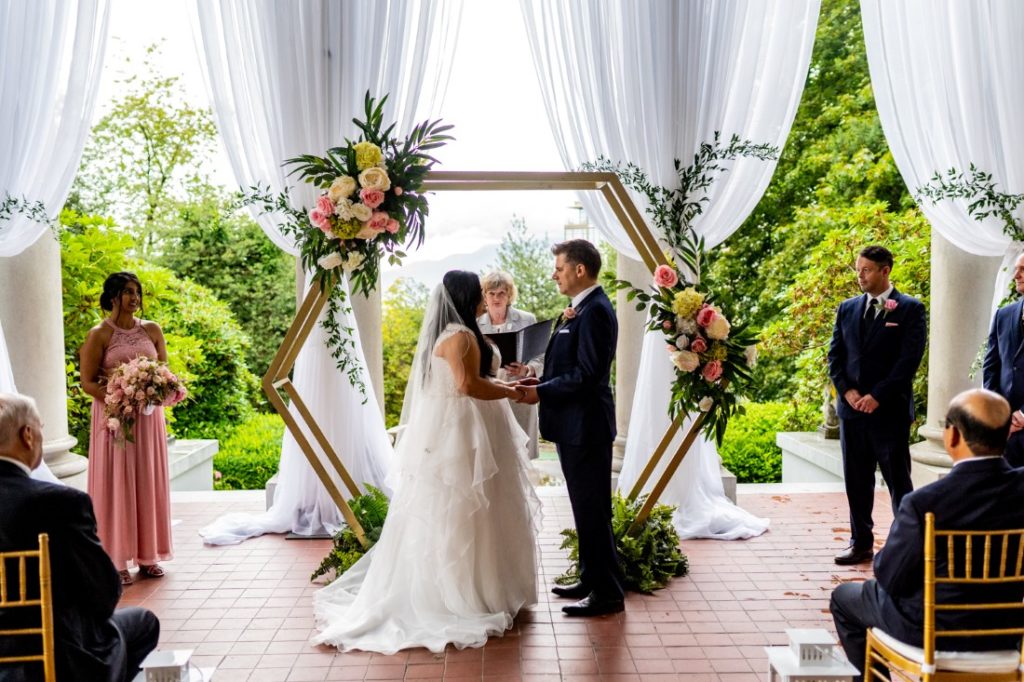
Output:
[
  {"xmin": 924, "ymin": 512, "xmax": 1024, "ymax": 673},
  {"xmin": 0, "ymin": 533, "xmax": 56, "ymax": 682}
]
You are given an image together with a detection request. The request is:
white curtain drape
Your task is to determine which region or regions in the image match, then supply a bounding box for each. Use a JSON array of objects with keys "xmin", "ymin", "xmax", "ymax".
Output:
[
  {"xmin": 522, "ymin": 0, "xmax": 819, "ymax": 539},
  {"xmin": 193, "ymin": 0, "xmax": 461, "ymax": 543},
  {"xmin": 861, "ymin": 0, "xmax": 1024, "ymax": 309},
  {"xmin": 0, "ymin": 0, "xmax": 110, "ymax": 426}
]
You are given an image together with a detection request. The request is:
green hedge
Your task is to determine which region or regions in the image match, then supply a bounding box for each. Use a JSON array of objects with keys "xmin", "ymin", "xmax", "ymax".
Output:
[
  {"xmin": 718, "ymin": 402, "xmax": 819, "ymax": 483},
  {"xmin": 213, "ymin": 413, "xmax": 284, "ymax": 490}
]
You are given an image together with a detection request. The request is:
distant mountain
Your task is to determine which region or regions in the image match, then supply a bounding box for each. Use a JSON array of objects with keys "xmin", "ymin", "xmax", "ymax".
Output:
[{"xmin": 382, "ymin": 243, "xmax": 501, "ymax": 291}]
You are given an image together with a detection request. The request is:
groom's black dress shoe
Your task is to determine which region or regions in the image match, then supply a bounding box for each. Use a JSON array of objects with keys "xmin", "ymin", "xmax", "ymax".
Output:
[
  {"xmin": 834, "ymin": 545, "xmax": 874, "ymax": 565},
  {"xmin": 551, "ymin": 582, "xmax": 589, "ymax": 599},
  {"xmin": 562, "ymin": 593, "xmax": 625, "ymax": 617}
]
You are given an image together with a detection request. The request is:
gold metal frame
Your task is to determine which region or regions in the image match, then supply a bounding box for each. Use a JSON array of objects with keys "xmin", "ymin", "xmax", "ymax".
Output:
[
  {"xmin": 264, "ymin": 170, "xmax": 706, "ymax": 545},
  {"xmin": 0, "ymin": 533, "xmax": 56, "ymax": 682}
]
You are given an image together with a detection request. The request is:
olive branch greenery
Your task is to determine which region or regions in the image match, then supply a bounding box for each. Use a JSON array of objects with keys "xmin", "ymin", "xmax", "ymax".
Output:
[{"xmin": 1, "ymin": 194, "xmax": 53, "ymax": 229}]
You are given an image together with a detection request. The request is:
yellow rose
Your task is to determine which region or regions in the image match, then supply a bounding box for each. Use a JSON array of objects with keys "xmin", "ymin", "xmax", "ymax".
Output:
[
  {"xmin": 358, "ymin": 166, "xmax": 391, "ymax": 191},
  {"xmin": 671, "ymin": 287, "xmax": 704, "ymax": 319},
  {"xmin": 329, "ymin": 176, "xmax": 356, "ymax": 201},
  {"xmin": 353, "ymin": 141, "xmax": 383, "ymax": 170},
  {"xmin": 705, "ymin": 315, "xmax": 731, "ymax": 340}
]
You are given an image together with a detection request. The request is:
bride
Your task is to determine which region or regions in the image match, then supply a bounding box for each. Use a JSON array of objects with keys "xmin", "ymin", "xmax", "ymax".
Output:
[{"xmin": 313, "ymin": 270, "xmax": 541, "ymax": 654}]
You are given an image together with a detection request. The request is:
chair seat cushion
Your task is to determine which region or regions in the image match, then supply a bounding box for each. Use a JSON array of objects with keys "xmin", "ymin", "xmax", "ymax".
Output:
[{"xmin": 871, "ymin": 628, "xmax": 1021, "ymax": 673}]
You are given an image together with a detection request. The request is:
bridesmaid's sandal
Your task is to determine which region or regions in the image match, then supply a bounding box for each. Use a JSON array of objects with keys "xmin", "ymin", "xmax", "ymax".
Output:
[
  {"xmin": 119, "ymin": 570, "xmax": 133, "ymax": 586},
  {"xmin": 139, "ymin": 564, "xmax": 165, "ymax": 579}
]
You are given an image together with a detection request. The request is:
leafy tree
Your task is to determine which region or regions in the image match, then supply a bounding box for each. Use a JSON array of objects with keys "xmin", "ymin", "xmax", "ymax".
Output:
[
  {"xmin": 381, "ymin": 278, "xmax": 430, "ymax": 427},
  {"xmin": 68, "ymin": 44, "xmax": 218, "ymax": 255},
  {"xmin": 490, "ymin": 215, "xmax": 565, "ymax": 321}
]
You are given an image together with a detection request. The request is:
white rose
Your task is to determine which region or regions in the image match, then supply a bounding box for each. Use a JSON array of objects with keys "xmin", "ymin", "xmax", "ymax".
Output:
[
  {"xmin": 675, "ymin": 335, "xmax": 689, "ymax": 350},
  {"xmin": 698, "ymin": 396, "xmax": 714, "ymax": 412},
  {"xmin": 355, "ymin": 224, "xmax": 377, "ymax": 239},
  {"xmin": 358, "ymin": 166, "xmax": 391, "ymax": 191},
  {"xmin": 329, "ymin": 176, "xmax": 356, "ymax": 201},
  {"xmin": 744, "ymin": 344, "xmax": 758, "ymax": 367},
  {"xmin": 317, "ymin": 252, "xmax": 344, "ymax": 270},
  {"xmin": 676, "ymin": 316, "xmax": 697, "ymax": 335},
  {"xmin": 334, "ymin": 198, "xmax": 354, "ymax": 221},
  {"xmin": 706, "ymin": 315, "xmax": 731, "ymax": 340},
  {"xmin": 670, "ymin": 350, "xmax": 700, "ymax": 373},
  {"xmin": 351, "ymin": 203, "xmax": 372, "ymax": 222},
  {"xmin": 343, "ymin": 251, "xmax": 365, "ymax": 271}
]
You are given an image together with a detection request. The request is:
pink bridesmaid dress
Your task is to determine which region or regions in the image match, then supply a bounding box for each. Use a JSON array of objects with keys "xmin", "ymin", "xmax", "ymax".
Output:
[{"xmin": 87, "ymin": 318, "xmax": 174, "ymax": 570}]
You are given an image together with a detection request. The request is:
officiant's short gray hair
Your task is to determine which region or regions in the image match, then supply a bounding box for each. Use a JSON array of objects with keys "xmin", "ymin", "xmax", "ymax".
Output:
[
  {"xmin": 0, "ymin": 392, "xmax": 40, "ymax": 448},
  {"xmin": 481, "ymin": 270, "xmax": 518, "ymax": 304}
]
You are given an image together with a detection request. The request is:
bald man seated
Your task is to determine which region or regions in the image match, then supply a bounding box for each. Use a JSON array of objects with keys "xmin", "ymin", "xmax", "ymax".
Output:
[
  {"xmin": 830, "ymin": 389, "xmax": 1024, "ymax": 679},
  {"xmin": 0, "ymin": 392, "xmax": 159, "ymax": 681}
]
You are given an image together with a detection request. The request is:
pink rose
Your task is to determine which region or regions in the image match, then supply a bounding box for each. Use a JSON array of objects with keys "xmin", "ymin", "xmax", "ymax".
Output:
[
  {"xmin": 690, "ymin": 337, "xmax": 708, "ymax": 354},
  {"xmin": 309, "ymin": 209, "xmax": 331, "ymax": 233},
  {"xmin": 563, "ymin": 307, "xmax": 577, "ymax": 319},
  {"xmin": 316, "ymin": 195, "xmax": 335, "ymax": 216},
  {"xmin": 359, "ymin": 188, "xmax": 386, "ymax": 209},
  {"xmin": 367, "ymin": 212, "xmax": 390, "ymax": 232},
  {"xmin": 666, "ymin": 344, "xmax": 677, "ymax": 353},
  {"xmin": 106, "ymin": 417, "xmax": 120, "ymax": 432},
  {"xmin": 884, "ymin": 299, "xmax": 898, "ymax": 311},
  {"xmin": 386, "ymin": 218, "xmax": 400, "ymax": 234},
  {"xmin": 696, "ymin": 305, "xmax": 717, "ymax": 328},
  {"xmin": 702, "ymin": 360, "xmax": 723, "ymax": 382},
  {"xmin": 394, "ymin": 186, "xmax": 403, "ymax": 196},
  {"xmin": 662, "ymin": 319, "xmax": 674, "ymax": 331},
  {"xmin": 356, "ymin": 224, "xmax": 377, "ymax": 239},
  {"xmin": 653, "ymin": 264, "xmax": 678, "ymax": 289}
]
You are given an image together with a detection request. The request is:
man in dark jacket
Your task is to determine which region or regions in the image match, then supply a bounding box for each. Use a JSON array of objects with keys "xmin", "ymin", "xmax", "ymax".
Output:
[
  {"xmin": 982, "ymin": 251, "xmax": 1024, "ymax": 466},
  {"xmin": 0, "ymin": 392, "xmax": 159, "ymax": 681}
]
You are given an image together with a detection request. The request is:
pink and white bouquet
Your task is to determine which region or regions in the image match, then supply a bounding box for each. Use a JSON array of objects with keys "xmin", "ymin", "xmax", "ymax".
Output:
[{"xmin": 104, "ymin": 357, "xmax": 187, "ymax": 443}]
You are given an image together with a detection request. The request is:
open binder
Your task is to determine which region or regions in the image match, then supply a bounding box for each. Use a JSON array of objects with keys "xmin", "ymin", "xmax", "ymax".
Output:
[{"xmin": 484, "ymin": 319, "xmax": 554, "ymax": 367}]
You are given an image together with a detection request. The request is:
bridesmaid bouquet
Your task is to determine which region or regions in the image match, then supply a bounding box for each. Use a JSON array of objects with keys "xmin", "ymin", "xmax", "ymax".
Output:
[{"xmin": 104, "ymin": 357, "xmax": 187, "ymax": 443}]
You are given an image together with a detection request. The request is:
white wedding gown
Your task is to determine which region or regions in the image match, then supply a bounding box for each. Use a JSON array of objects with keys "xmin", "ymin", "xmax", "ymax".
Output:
[{"xmin": 313, "ymin": 324, "xmax": 541, "ymax": 654}]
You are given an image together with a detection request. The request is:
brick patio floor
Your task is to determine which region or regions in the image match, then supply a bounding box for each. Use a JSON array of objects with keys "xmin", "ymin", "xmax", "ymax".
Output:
[{"xmin": 119, "ymin": 485, "xmax": 893, "ymax": 681}]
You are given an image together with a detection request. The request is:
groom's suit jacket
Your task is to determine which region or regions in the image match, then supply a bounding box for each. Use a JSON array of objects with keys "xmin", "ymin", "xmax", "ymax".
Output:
[
  {"xmin": 827, "ymin": 288, "xmax": 927, "ymax": 424},
  {"xmin": 983, "ymin": 299, "xmax": 1024, "ymax": 413},
  {"xmin": 0, "ymin": 460, "xmax": 125, "ymax": 681},
  {"xmin": 537, "ymin": 286, "xmax": 617, "ymax": 446}
]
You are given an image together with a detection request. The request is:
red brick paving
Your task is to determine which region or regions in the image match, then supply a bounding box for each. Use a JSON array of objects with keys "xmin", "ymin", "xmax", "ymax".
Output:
[{"xmin": 119, "ymin": 486, "xmax": 893, "ymax": 681}]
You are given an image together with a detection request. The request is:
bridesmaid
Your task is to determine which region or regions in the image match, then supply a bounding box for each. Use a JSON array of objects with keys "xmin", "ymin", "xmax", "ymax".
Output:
[{"xmin": 81, "ymin": 272, "xmax": 173, "ymax": 585}]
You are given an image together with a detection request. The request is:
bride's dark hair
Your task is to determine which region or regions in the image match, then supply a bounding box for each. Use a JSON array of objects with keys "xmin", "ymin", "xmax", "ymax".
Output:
[{"xmin": 442, "ymin": 270, "xmax": 494, "ymax": 377}]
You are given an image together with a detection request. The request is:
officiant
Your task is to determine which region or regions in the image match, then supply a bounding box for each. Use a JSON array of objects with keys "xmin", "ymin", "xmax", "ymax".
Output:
[{"xmin": 478, "ymin": 271, "xmax": 543, "ymax": 459}]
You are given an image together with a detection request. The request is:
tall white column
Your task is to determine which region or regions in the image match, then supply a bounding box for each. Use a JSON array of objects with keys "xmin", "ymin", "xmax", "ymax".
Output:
[
  {"xmin": 613, "ymin": 254, "xmax": 649, "ymax": 472},
  {"xmin": 910, "ymin": 230, "xmax": 1001, "ymax": 484},
  {"xmin": 351, "ymin": 281, "xmax": 385, "ymax": 417},
  {"xmin": 0, "ymin": 234, "xmax": 87, "ymax": 487}
]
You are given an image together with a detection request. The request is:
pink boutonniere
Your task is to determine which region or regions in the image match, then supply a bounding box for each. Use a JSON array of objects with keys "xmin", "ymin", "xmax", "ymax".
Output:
[
  {"xmin": 873, "ymin": 298, "xmax": 898, "ymax": 318},
  {"xmin": 563, "ymin": 307, "xmax": 577, "ymax": 320}
]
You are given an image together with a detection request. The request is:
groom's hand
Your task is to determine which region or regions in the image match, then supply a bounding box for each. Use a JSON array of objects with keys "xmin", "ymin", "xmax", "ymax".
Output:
[
  {"xmin": 853, "ymin": 394, "xmax": 879, "ymax": 413},
  {"xmin": 517, "ymin": 385, "xmax": 540, "ymax": 404},
  {"xmin": 516, "ymin": 377, "xmax": 541, "ymax": 387}
]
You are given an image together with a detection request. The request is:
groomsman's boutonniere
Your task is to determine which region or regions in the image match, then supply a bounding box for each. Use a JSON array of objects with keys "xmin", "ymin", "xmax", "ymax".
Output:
[
  {"xmin": 563, "ymin": 307, "xmax": 577, "ymax": 320},
  {"xmin": 873, "ymin": 298, "xmax": 898, "ymax": 318}
]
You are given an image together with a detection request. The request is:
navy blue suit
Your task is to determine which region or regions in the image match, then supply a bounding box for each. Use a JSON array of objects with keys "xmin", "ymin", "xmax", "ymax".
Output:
[
  {"xmin": 0, "ymin": 461, "xmax": 159, "ymax": 681},
  {"xmin": 827, "ymin": 288, "xmax": 927, "ymax": 550},
  {"xmin": 983, "ymin": 299, "xmax": 1024, "ymax": 466},
  {"xmin": 832, "ymin": 457, "xmax": 1024, "ymax": 672},
  {"xmin": 537, "ymin": 286, "xmax": 623, "ymax": 599}
]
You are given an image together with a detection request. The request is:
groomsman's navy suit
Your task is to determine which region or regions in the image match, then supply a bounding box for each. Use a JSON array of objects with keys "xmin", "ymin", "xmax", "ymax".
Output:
[
  {"xmin": 537, "ymin": 286, "xmax": 624, "ymax": 600},
  {"xmin": 983, "ymin": 299, "xmax": 1024, "ymax": 467},
  {"xmin": 827, "ymin": 288, "xmax": 927, "ymax": 551}
]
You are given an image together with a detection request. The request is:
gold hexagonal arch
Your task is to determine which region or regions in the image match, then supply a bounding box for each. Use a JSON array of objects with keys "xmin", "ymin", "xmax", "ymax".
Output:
[{"xmin": 263, "ymin": 171, "xmax": 704, "ymax": 545}]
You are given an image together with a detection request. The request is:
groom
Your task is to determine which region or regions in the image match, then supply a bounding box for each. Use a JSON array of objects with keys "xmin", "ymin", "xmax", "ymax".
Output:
[{"xmin": 518, "ymin": 239, "xmax": 625, "ymax": 616}]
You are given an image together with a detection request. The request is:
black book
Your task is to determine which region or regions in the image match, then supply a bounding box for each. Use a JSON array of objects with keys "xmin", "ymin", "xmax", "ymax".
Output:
[{"xmin": 484, "ymin": 319, "xmax": 554, "ymax": 367}]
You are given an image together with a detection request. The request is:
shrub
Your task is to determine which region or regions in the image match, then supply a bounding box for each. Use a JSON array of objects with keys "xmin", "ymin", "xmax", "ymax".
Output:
[
  {"xmin": 718, "ymin": 401, "xmax": 820, "ymax": 483},
  {"xmin": 311, "ymin": 485, "xmax": 389, "ymax": 582},
  {"xmin": 212, "ymin": 413, "xmax": 284, "ymax": 490}
]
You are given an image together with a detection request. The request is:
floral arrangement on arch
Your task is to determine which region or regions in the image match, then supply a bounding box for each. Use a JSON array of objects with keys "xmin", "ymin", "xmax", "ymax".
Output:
[
  {"xmin": 104, "ymin": 357, "xmax": 187, "ymax": 443},
  {"xmin": 243, "ymin": 93, "xmax": 452, "ymax": 395},
  {"xmin": 583, "ymin": 132, "xmax": 778, "ymax": 444}
]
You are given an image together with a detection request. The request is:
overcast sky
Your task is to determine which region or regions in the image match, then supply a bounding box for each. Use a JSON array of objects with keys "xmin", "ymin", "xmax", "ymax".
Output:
[{"xmin": 98, "ymin": 0, "xmax": 583, "ymax": 270}]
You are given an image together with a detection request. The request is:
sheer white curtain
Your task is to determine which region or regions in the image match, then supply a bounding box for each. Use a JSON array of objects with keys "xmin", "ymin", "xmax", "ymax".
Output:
[
  {"xmin": 522, "ymin": 0, "xmax": 819, "ymax": 539},
  {"xmin": 193, "ymin": 0, "xmax": 461, "ymax": 543},
  {"xmin": 0, "ymin": 0, "xmax": 109, "ymax": 450},
  {"xmin": 861, "ymin": 0, "xmax": 1024, "ymax": 309}
]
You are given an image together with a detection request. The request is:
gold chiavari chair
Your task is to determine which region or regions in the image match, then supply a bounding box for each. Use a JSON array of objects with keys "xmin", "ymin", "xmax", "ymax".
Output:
[
  {"xmin": 0, "ymin": 533, "xmax": 56, "ymax": 681},
  {"xmin": 865, "ymin": 513, "xmax": 1024, "ymax": 682}
]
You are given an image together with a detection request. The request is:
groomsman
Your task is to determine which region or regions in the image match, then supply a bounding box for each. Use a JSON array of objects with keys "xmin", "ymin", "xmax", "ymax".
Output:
[
  {"xmin": 827, "ymin": 245, "xmax": 927, "ymax": 565},
  {"xmin": 983, "ymin": 252, "xmax": 1024, "ymax": 468}
]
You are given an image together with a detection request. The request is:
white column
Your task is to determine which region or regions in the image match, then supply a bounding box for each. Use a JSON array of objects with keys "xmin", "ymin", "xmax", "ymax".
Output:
[
  {"xmin": 0, "ymin": 234, "xmax": 87, "ymax": 487},
  {"xmin": 613, "ymin": 254, "xmax": 649, "ymax": 473},
  {"xmin": 351, "ymin": 282, "xmax": 385, "ymax": 417},
  {"xmin": 910, "ymin": 230, "xmax": 1001, "ymax": 485}
]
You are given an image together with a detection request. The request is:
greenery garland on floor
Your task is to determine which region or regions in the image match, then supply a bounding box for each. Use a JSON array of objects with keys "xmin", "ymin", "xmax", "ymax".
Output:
[
  {"xmin": 310, "ymin": 485, "xmax": 389, "ymax": 583},
  {"xmin": 556, "ymin": 492, "xmax": 688, "ymax": 593}
]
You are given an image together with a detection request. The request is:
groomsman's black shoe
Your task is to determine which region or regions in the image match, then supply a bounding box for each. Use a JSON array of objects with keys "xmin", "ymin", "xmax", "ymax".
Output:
[
  {"xmin": 834, "ymin": 545, "xmax": 874, "ymax": 565},
  {"xmin": 562, "ymin": 593, "xmax": 625, "ymax": 617},
  {"xmin": 551, "ymin": 582, "xmax": 589, "ymax": 599}
]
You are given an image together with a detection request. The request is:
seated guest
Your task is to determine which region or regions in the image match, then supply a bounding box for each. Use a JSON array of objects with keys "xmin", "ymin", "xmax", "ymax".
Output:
[
  {"xmin": 0, "ymin": 392, "xmax": 159, "ymax": 681},
  {"xmin": 477, "ymin": 270, "xmax": 543, "ymax": 459},
  {"xmin": 830, "ymin": 388, "xmax": 1024, "ymax": 680}
]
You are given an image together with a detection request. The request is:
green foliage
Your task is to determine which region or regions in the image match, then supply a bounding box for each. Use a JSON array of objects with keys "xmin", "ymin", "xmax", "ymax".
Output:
[
  {"xmin": 557, "ymin": 492, "xmax": 688, "ymax": 594},
  {"xmin": 490, "ymin": 215, "xmax": 566, "ymax": 322},
  {"xmin": 382, "ymin": 278, "xmax": 430, "ymax": 427},
  {"xmin": 311, "ymin": 485, "xmax": 390, "ymax": 582},
  {"xmin": 917, "ymin": 164, "xmax": 1024, "ymax": 242},
  {"xmin": 718, "ymin": 402, "xmax": 820, "ymax": 483},
  {"xmin": 212, "ymin": 413, "xmax": 284, "ymax": 490},
  {"xmin": 60, "ymin": 217, "xmax": 261, "ymax": 449},
  {"xmin": 158, "ymin": 190, "xmax": 295, "ymax": 377},
  {"xmin": 68, "ymin": 44, "xmax": 218, "ymax": 256}
]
